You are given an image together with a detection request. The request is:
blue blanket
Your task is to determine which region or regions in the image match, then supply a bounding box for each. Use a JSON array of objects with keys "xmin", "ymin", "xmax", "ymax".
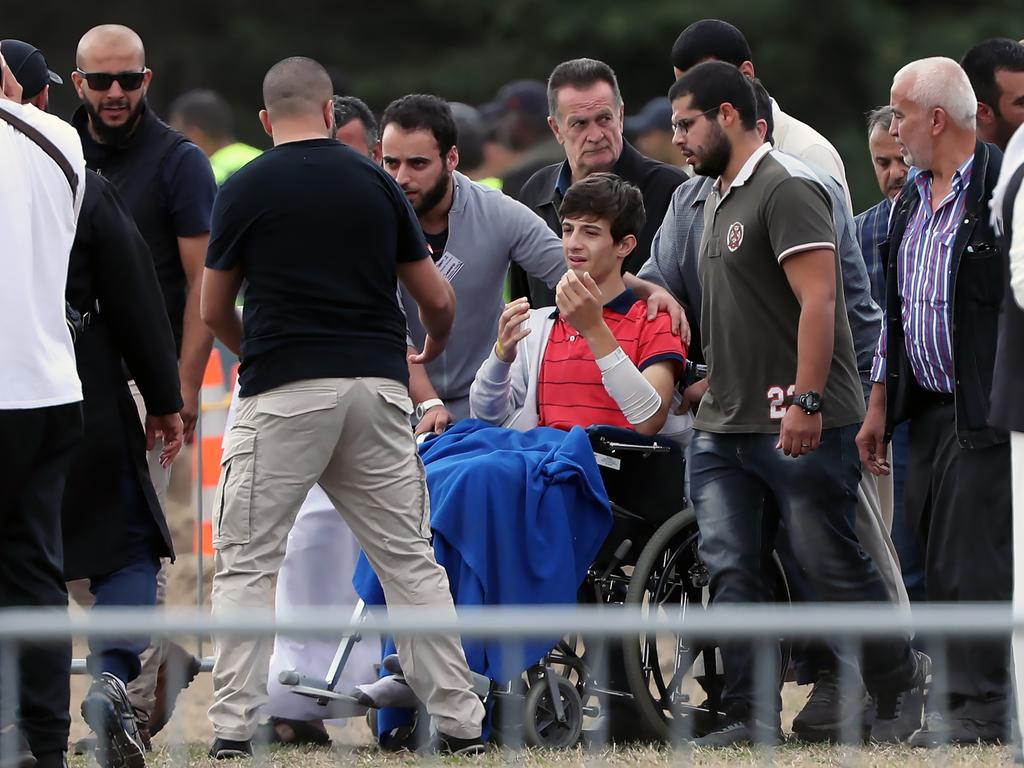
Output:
[{"xmin": 352, "ymin": 419, "xmax": 611, "ymax": 729}]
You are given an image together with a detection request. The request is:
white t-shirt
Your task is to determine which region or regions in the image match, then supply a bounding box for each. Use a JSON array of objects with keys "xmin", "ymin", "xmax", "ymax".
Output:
[{"xmin": 0, "ymin": 100, "xmax": 85, "ymax": 408}]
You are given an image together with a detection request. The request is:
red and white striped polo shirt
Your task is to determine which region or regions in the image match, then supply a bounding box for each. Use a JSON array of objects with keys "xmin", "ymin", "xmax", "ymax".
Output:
[{"xmin": 537, "ymin": 289, "xmax": 686, "ymax": 431}]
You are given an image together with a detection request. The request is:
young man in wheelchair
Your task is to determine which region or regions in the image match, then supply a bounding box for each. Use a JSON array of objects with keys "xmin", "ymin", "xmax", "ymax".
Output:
[
  {"xmin": 470, "ymin": 172, "xmax": 686, "ymax": 433},
  {"xmin": 349, "ymin": 173, "xmax": 688, "ymax": 739}
]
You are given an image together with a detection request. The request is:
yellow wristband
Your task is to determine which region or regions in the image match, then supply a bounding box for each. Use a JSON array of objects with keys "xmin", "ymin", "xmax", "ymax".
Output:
[{"xmin": 494, "ymin": 339, "xmax": 506, "ymax": 360}]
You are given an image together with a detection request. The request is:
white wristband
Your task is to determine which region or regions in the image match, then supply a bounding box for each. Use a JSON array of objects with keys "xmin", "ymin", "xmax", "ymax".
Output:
[
  {"xmin": 415, "ymin": 398, "xmax": 445, "ymax": 420},
  {"xmin": 595, "ymin": 347, "xmax": 662, "ymax": 425}
]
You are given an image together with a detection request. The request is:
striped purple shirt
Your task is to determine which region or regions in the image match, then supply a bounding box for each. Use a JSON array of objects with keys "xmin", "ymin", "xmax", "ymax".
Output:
[{"xmin": 870, "ymin": 155, "xmax": 974, "ymax": 392}]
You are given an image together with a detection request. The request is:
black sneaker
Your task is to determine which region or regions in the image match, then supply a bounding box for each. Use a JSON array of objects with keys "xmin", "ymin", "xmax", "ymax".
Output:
[
  {"xmin": 871, "ymin": 650, "xmax": 930, "ymax": 743},
  {"xmin": 791, "ymin": 671, "xmax": 870, "ymax": 743},
  {"xmin": 908, "ymin": 711, "xmax": 1009, "ymax": 747},
  {"xmin": 432, "ymin": 732, "xmax": 486, "ymax": 756},
  {"xmin": 691, "ymin": 718, "xmax": 783, "ymax": 748},
  {"xmin": 0, "ymin": 724, "xmax": 36, "ymax": 768},
  {"xmin": 81, "ymin": 673, "xmax": 147, "ymax": 768},
  {"xmin": 207, "ymin": 739, "xmax": 252, "ymax": 760}
]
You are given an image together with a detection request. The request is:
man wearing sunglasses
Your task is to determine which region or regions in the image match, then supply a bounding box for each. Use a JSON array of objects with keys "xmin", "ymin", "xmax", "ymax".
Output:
[{"xmin": 69, "ymin": 23, "xmax": 217, "ymax": 751}]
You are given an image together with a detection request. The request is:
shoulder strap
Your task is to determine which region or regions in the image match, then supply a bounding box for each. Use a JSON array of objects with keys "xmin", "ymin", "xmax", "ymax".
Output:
[{"xmin": 0, "ymin": 106, "xmax": 78, "ymax": 197}]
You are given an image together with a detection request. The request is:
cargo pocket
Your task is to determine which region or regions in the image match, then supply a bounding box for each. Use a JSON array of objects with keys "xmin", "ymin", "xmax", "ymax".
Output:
[
  {"xmin": 414, "ymin": 453, "xmax": 432, "ymax": 539},
  {"xmin": 212, "ymin": 428, "xmax": 256, "ymax": 549},
  {"xmin": 255, "ymin": 387, "xmax": 338, "ymax": 417},
  {"xmin": 376, "ymin": 384, "xmax": 414, "ymax": 417}
]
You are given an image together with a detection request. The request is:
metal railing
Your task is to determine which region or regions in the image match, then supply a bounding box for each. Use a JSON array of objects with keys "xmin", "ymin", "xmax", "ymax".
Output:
[{"xmin": 1, "ymin": 603, "xmax": 1020, "ymax": 763}]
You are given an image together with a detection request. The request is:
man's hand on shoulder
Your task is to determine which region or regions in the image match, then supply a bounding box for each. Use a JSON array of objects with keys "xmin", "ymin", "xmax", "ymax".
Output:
[{"xmin": 623, "ymin": 273, "xmax": 690, "ymax": 345}]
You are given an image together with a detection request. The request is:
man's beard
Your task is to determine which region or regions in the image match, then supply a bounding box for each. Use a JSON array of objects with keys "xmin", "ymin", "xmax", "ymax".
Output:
[
  {"xmin": 414, "ymin": 169, "xmax": 450, "ymax": 217},
  {"xmin": 82, "ymin": 96, "xmax": 147, "ymax": 145},
  {"xmin": 694, "ymin": 122, "xmax": 732, "ymax": 179}
]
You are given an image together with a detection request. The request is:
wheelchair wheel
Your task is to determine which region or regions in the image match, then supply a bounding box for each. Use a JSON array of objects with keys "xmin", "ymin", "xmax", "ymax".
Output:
[
  {"xmin": 523, "ymin": 674, "xmax": 583, "ymax": 749},
  {"xmin": 622, "ymin": 506, "xmax": 791, "ymax": 741}
]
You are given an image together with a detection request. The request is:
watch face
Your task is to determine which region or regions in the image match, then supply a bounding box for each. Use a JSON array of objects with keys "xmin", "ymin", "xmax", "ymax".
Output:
[{"xmin": 802, "ymin": 392, "xmax": 822, "ymax": 412}]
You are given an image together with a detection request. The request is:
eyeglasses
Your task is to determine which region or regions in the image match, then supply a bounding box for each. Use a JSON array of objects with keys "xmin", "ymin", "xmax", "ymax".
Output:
[
  {"xmin": 74, "ymin": 69, "xmax": 148, "ymax": 91},
  {"xmin": 671, "ymin": 106, "xmax": 720, "ymax": 135}
]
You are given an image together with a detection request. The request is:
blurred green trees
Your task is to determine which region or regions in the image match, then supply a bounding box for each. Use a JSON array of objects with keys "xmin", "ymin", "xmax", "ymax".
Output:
[{"xmin": 7, "ymin": 0, "xmax": 1020, "ymax": 210}]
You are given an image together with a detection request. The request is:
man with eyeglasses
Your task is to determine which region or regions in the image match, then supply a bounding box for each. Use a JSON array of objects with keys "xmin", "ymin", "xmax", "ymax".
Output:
[
  {"xmin": 69, "ymin": 23, "xmax": 217, "ymax": 751},
  {"xmin": 673, "ymin": 60, "xmax": 930, "ymax": 748},
  {"xmin": 638, "ymin": 19, "xmax": 910, "ymax": 743}
]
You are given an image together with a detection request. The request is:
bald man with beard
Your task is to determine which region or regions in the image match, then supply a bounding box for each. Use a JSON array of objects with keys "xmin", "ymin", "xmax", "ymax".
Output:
[{"xmin": 70, "ymin": 24, "xmax": 216, "ymax": 749}]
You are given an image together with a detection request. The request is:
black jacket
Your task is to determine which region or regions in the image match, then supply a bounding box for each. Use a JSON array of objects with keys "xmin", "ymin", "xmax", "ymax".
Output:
[
  {"xmin": 990, "ymin": 162, "xmax": 1024, "ymax": 433},
  {"xmin": 72, "ymin": 105, "xmax": 190, "ymax": 352},
  {"xmin": 882, "ymin": 140, "xmax": 1006, "ymax": 449},
  {"xmin": 509, "ymin": 141, "xmax": 686, "ymax": 306},
  {"xmin": 62, "ymin": 170, "xmax": 182, "ymax": 579}
]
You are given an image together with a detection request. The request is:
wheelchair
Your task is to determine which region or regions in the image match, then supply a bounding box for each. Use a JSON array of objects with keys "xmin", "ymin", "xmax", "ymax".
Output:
[{"xmin": 279, "ymin": 424, "xmax": 791, "ymax": 749}]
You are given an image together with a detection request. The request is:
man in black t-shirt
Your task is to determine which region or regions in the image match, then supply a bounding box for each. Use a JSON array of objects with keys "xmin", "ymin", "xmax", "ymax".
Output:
[{"xmin": 201, "ymin": 57, "xmax": 484, "ymax": 759}]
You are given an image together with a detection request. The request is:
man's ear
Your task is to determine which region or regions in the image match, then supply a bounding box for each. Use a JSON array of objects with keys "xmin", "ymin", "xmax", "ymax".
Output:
[
  {"xmin": 739, "ymin": 60, "xmax": 756, "ymax": 79},
  {"xmin": 259, "ymin": 109, "xmax": 273, "ymax": 138},
  {"xmin": 616, "ymin": 233, "xmax": 638, "ymax": 261},
  {"xmin": 719, "ymin": 102, "xmax": 738, "ymax": 128},
  {"xmin": 30, "ymin": 85, "xmax": 48, "ymax": 111},
  {"xmin": 976, "ymin": 101, "xmax": 996, "ymax": 129},
  {"xmin": 371, "ymin": 142, "xmax": 382, "ymax": 165},
  {"xmin": 446, "ymin": 145, "xmax": 459, "ymax": 173},
  {"xmin": 931, "ymin": 107, "xmax": 948, "ymax": 136},
  {"xmin": 70, "ymin": 70, "xmax": 85, "ymax": 99},
  {"xmin": 548, "ymin": 115, "xmax": 564, "ymax": 145},
  {"xmin": 323, "ymin": 99, "xmax": 334, "ymax": 133}
]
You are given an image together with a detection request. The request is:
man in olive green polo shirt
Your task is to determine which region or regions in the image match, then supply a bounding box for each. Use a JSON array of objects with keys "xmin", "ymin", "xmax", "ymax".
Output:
[{"xmin": 671, "ymin": 61, "xmax": 929, "ymax": 747}]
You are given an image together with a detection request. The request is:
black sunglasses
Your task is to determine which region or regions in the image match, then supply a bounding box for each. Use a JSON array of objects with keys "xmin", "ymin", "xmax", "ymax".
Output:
[{"xmin": 75, "ymin": 69, "xmax": 148, "ymax": 91}]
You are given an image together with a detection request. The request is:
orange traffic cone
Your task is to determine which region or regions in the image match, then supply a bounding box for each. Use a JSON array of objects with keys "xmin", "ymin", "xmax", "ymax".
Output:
[{"xmin": 193, "ymin": 349, "xmax": 231, "ymax": 555}]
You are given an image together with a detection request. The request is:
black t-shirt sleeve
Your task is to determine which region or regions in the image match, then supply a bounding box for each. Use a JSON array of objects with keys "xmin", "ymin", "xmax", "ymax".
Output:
[
  {"xmin": 161, "ymin": 142, "xmax": 217, "ymax": 237},
  {"xmin": 205, "ymin": 176, "xmax": 246, "ymax": 271},
  {"xmin": 387, "ymin": 172, "xmax": 429, "ymax": 264}
]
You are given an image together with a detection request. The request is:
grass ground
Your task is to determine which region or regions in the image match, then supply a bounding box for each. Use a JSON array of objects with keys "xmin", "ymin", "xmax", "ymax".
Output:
[
  {"xmin": 64, "ymin": 455, "xmax": 1011, "ymax": 766},
  {"xmin": 65, "ymin": 742, "xmax": 1017, "ymax": 767}
]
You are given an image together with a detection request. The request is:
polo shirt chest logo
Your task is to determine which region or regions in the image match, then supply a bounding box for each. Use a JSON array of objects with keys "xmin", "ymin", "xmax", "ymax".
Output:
[{"xmin": 727, "ymin": 221, "xmax": 744, "ymax": 252}]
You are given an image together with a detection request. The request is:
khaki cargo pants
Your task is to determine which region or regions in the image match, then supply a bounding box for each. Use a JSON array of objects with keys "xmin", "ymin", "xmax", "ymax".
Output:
[{"xmin": 208, "ymin": 377, "xmax": 484, "ymax": 741}]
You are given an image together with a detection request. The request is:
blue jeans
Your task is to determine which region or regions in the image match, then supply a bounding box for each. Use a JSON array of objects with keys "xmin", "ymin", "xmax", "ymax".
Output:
[
  {"xmin": 689, "ymin": 425, "xmax": 917, "ymax": 720},
  {"xmin": 86, "ymin": 443, "xmax": 162, "ymax": 684}
]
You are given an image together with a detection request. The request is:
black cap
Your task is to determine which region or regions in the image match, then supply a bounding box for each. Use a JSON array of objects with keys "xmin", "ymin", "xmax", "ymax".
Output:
[
  {"xmin": 671, "ymin": 20, "xmax": 752, "ymax": 73},
  {"xmin": 480, "ymin": 80, "xmax": 548, "ymax": 121},
  {"xmin": 0, "ymin": 39, "xmax": 62, "ymax": 100},
  {"xmin": 625, "ymin": 97, "xmax": 672, "ymax": 136}
]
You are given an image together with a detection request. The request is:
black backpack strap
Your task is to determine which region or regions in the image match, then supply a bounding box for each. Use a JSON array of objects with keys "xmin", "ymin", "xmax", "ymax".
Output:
[{"xmin": 0, "ymin": 105, "xmax": 78, "ymax": 197}]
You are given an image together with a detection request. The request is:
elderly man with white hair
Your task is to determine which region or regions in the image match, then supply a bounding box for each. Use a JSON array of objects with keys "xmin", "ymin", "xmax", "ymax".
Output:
[{"xmin": 856, "ymin": 56, "xmax": 1011, "ymax": 746}]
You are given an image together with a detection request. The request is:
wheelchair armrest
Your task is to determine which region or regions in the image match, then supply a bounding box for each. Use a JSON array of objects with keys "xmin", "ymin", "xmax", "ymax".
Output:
[{"xmin": 586, "ymin": 424, "xmax": 675, "ymax": 456}]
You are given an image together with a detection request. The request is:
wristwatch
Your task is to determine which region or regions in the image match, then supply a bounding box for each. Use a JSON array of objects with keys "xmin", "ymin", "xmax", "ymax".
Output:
[
  {"xmin": 415, "ymin": 398, "xmax": 445, "ymax": 420},
  {"xmin": 792, "ymin": 391, "xmax": 823, "ymax": 415}
]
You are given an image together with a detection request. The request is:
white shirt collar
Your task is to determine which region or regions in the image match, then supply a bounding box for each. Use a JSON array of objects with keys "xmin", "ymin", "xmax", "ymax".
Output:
[{"xmin": 715, "ymin": 142, "xmax": 772, "ymax": 208}]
